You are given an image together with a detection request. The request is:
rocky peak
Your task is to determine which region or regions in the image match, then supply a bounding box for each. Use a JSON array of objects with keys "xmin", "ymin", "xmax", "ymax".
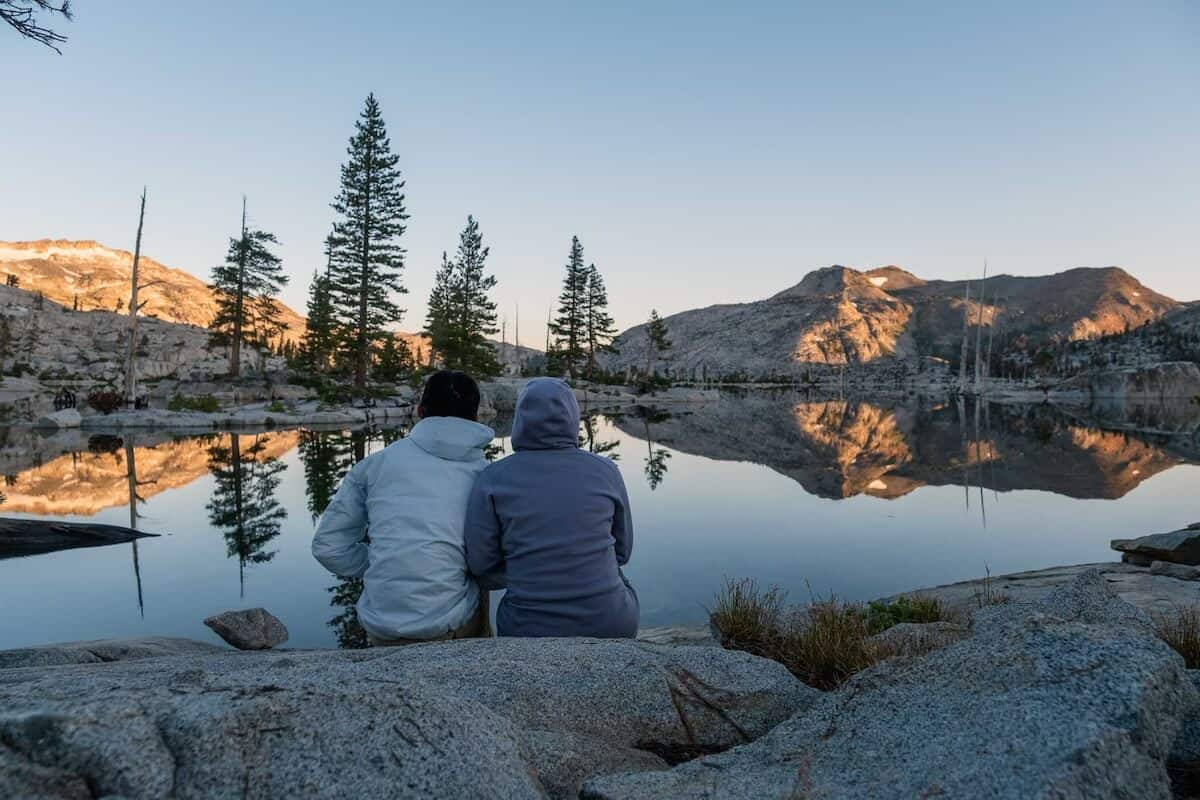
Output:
[
  {"xmin": 864, "ymin": 265, "xmax": 926, "ymax": 290},
  {"xmin": 771, "ymin": 265, "xmax": 901, "ymax": 303}
]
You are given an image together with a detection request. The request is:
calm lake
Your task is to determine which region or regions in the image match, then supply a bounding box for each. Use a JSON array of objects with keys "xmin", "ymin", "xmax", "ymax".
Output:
[{"xmin": 2, "ymin": 394, "xmax": 1198, "ymax": 650}]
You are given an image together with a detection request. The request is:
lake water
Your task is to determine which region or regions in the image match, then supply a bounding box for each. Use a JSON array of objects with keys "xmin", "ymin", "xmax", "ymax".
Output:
[{"xmin": 1, "ymin": 394, "xmax": 1198, "ymax": 650}]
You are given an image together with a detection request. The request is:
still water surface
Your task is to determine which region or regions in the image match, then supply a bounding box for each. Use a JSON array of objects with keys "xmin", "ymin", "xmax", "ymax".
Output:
[{"xmin": 1, "ymin": 396, "xmax": 1197, "ymax": 650}]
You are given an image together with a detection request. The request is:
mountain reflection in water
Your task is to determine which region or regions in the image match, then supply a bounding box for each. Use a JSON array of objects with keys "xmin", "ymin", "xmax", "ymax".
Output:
[
  {"xmin": 0, "ymin": 395, "xmax": 1196, "ymax": 650},
  {"xmin": 606, "ymin": 397, "xmax": 1199, "ymax": 501}
]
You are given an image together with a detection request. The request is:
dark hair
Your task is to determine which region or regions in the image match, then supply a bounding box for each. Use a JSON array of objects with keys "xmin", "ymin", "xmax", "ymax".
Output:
[{"xmin": 419, "ymin": 370, "xmax": 481, "ymax": 421}]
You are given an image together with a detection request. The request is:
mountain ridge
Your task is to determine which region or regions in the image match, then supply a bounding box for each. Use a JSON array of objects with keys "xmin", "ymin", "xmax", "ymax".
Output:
[
  {"xmin": 0, "ymin": 239, "xmax": 309, "ymax": 345},
  {"xmin": 604, "ymin": 263, "xmax": 1182, "ymax": 379}
]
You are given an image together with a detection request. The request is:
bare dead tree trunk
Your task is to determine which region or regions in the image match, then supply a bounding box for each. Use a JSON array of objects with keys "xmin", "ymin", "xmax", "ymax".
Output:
[
  {"xmin": 974, "ymin": 260, "xmax": 987, "ymax": 393},
  {"xmin": 984, "ymin": 287, "xmax": 998, "ymax": 390},
  {"xmin": 124, "ymin": 188, "xmax": 147, "ymax": 408},
  {"xmin": 958, "ymin": 280, "xmax": 971, "ymax": 395},
  {"xmin": 230, "ymin": 196, "xmax": 247, "ymax": 378},
  {"xmin": 125, "ymin": 436, "xmax": 144, "ymax": 617}
]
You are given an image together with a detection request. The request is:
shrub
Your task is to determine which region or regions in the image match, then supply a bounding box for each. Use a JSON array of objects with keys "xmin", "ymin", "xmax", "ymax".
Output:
[
  {"xmin": 864, "ymin": 595, "xmax": 949, "ymax": 635},
  {"xmin": 87, "ymin": 390, "xmax": 123, "ymax": 415},
  {"xmin": 168, "ymin": 394, "xmax": 220, "ymax": 413},
  {"xmin": 1154, "ymin": 605, "xmax": 1200, "ymax": 669},
  {"xmin": 265, "ymin": 400, "xmax": 288, "ymax": 413}
]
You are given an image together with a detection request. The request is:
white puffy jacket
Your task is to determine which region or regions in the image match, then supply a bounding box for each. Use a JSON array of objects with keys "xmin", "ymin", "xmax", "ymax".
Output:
[{"xmin": 311, "ymin": 416, "xmax": 495, "ymax": 641}]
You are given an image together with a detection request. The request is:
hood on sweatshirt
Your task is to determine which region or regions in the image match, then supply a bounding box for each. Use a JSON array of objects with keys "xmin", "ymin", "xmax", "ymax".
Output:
[
  {"xmin": 408, "ymin": 415, "xmax": 495, "ymax": 461},
  {"xmin": 511, "ymin": 378, "xmax": 580, "ymax": 451}
]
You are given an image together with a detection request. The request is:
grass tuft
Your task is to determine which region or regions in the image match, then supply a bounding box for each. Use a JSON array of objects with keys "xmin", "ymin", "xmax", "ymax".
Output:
[
  {"xmin": 709, "ymin": 578, "xmax": 785, "ymax": 657},
  {"xmin": 972, "ymin": 566, "xmax": 1011, "ymax": 609},
  {"xmin": 1154, "ymin": 605, "xmax": 1200, "ymax": 668},
  {"xmin": 776, "ymin": 599, "xmax": 877, "ymax": 691},
  {"xmin": 710, "ymin": 579, "xmax": 955, "ymax": 690}
]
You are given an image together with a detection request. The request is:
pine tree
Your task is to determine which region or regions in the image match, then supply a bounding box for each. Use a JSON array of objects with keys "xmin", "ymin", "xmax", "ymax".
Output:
[
  {"xmin": 374, "ymin": 335, "xmax": 414, "ymax": 383},
  {"xmin": 302, "ymin": 235, "xmax": 339, "ymax": 373},
  {"xmin": 423, "ymin": 215, "xmax": 500, "ymax": 377},
  {"xmin": 645, "ymin": 309, "xmax": 672, "ymax": 376},
  {"xmin": 583, "ymin": 263, "xmax": 618, "ymax": 382},
  {"xmin": 549, "ymin": 236, "xmax": 589, "ymax": 379},
  {"xmin": 424, "ymin": 252, "xmax": 455, "ymax": 365},
  {"xmin": 328, "ymin": 93, "xmax": 409, "ymax": 389},
  {"xmin": 210, "ymin": 200, "xmax": 288, "ymax": 378}
]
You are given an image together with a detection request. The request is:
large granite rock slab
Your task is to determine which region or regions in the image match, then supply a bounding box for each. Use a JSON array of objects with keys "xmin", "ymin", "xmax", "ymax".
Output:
[
  {"xmin": 0, "ymin": 681, "xmax": 540, "ymax": 800},
  {"xmin": 1114, "ymin": 524, "xmax": 1200, "ymax": 565},
  {"xmin": 1170, "ymin": 671, "xmax": 1200, "ymax": 775},
  {"xmin": 584, "ymin": 572, "xmax": 1198, "ymax": 799},
  {"xmin": 879, "ymin": 561, "xmax": 1200, "ymax": 618},
  {"xmin": 0, "ymin": 637, "xmax": 814, "ymax": 799},
  {"xmin": 0, "ymin": 637, "xmax": 223, "ymax": 669},
  {"xmin": 866, "ymin": 621, "xmax": 969, "ymax": 659},
  {"xmin": 203, "ymin": 607, "xmax": 289, "ymax": 650},
  {"xmin": 0, "ymin": 518, "xmax": 158, "ymax": 560}
]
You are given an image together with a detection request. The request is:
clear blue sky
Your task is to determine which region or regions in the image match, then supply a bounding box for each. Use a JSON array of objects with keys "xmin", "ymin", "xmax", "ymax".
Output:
[{"xmin": 2, "ymin": 1, "xmax": 1197, "ymax": 345}]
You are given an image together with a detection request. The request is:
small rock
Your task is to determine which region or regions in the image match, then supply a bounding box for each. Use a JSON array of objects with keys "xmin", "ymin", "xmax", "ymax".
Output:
[
  {"xmin": 33, "ymin": 409, "xmax": 82, "ymax": 430},
  {"xmin": 1121, "ymin": 551, "xmax": 1156, "ymax": 566},
  {"xmin": 203, "ymin": 608, "xmax": 288, "ymax": 650},
  {"xmin": 1151, "ymin": 561, "xmax": 1200, "ymax": 581}
]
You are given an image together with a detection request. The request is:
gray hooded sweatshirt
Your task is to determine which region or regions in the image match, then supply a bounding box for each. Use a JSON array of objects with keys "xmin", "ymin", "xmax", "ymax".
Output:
[{"xmin": 464, "ymin": 378, "xmax": 639, "ymax": 638}]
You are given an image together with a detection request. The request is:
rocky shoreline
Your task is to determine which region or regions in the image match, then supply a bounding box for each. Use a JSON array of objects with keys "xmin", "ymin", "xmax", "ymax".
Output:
[
  {"xmin": 4, "ymin": 565, "xmax": 1200, "ymax": 798},
  {"xmin": 21, "ymin": 378, "xmax": 721, "ymax": 432}
]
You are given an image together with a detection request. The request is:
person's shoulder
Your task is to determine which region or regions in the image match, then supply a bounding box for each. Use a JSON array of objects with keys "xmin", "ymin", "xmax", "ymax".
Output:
[{"xmin": 356, "ymin": 438, "xmax": 417, "ymax": 471}]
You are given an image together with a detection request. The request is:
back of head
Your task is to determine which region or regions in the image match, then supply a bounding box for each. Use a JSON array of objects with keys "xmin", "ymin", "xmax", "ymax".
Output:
[
  {"xmin": 511, "ymin": 378, "xmax": 580, "ymax": 451},
  {"xmin": 419, "ymin": 370, "xmax": 481, "ymax": 421}
]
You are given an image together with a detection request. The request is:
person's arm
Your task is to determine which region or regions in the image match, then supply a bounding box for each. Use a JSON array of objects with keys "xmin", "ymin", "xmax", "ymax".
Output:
[
  {"xmin": 311, "ymin": 462, "xmax": 370, "ymax": 578},
  {"xmin": 464, "ymin": 474, "xmax": 506, "ymax": 589},
  {"xmin": 611, "ymin": 464, "xmax": 634, "ymax": 566}
]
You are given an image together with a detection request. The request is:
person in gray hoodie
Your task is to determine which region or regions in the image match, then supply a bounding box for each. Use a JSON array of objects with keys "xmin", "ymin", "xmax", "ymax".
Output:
[
  {"xmin": 312, "ymin": 371, "xmax": 495, "ymax": 645},
  {"xmin": 464, "ymin": 377, "xmax": 639, "ymax": 638}
]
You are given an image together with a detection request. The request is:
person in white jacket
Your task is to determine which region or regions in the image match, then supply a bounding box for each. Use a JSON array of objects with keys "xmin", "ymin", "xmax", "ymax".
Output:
[{"xmin": 311, "ymin": 371, "xmax": 496, "ymax": 645}]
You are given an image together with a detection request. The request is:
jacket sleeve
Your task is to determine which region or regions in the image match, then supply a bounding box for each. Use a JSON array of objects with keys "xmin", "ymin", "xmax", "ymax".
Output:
[
  {"xmin": 464, "ymin": 474, "xmax": 506, "ymax": 588},
  {"xmin": 611, "ymin": 465, "xmax": 634, "ymax": 566},
  {"xmin": 311, "ymin": 462, "xmax": 370, "ymax": 578}
]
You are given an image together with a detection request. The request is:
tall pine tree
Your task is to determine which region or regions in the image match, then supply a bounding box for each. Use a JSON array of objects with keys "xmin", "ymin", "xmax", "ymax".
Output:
[
  {"xmin": 209, "ymin": 199, "xmax": 288, "ymax": 378},
  {"xmin": 645, "ymin": 309, "xmax": 672, "ymax": 377},
  {"xmin": 328, "ymin": 93, "xmax": 408, "ymax": 389},
  {"xmin": 423, "ymin": 215, "xmax": 500, "ymax": 376},
  {"xmin": 548, "ymin": 236, "xmax": 589, "ymax": 379},
  {"xmin": 583, "ymin": 263, "xmax": 617, "ymax": 382},
  {"xmin": 302, "ymin": 234, "xmax": 339, "ymax": 373}
]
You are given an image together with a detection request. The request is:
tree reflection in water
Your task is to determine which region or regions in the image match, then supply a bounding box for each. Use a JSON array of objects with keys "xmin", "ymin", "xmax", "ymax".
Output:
[
  {"xmin": 299, "ymin": 425, "xmax": 408, "ymax": 649},
  {"xmin": 634, "ymin": 407, "xmax": 672, "ymax": 491},
  {"xmin": 580, "ymin": 411, "xmax": 621, "ymax": 460},
  {"xmin": 206, "ymin": 433, "xmax": 288, "ymax": 597}
]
